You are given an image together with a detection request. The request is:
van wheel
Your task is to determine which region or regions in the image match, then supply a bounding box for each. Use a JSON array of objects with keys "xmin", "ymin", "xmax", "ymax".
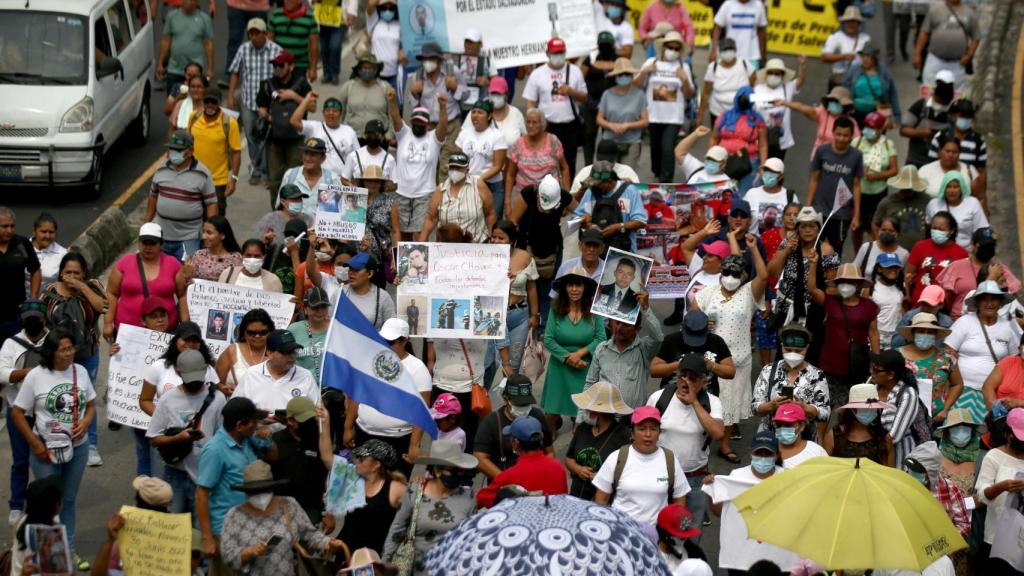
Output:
[
  {"xmin": 127, "ymin": 88, "xmax": 151, "ymax": 146},
  {"xmin": 82, "ymin": 150, "xmax": 102, "ymax": 200}
]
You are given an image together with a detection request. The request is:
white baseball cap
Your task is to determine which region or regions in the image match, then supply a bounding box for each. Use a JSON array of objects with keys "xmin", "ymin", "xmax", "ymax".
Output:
[
  {"xmin": 763, "ymin": 157, "xmax": 785, "ymax": 174},
  {"xmin": 246, "ymin": 18, "xmax": 267, "ymax": 32},
  {"xmin": 379, "ymin": 318, "xmax": 410, "ymax": 341},
  {"xmin": 935, "ymin": 69, "xmax": 956, "ymax": 85},
  {"xmin": 538, "ymin": 174, "xmax": 562, "ymax": 211},
  {"xmin": 706, "ymin": 146, "xmax": 728, "ymax": 162},
  {"xmin": 465, "ymin": 28, "xmax": 482, "ymax": 43},
  {"xmin": 139, "ymin": 222, "xmax": 163, "ymax": 241}
]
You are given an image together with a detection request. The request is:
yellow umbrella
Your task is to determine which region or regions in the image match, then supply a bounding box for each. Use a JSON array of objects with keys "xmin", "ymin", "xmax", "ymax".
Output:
[{"xmin": 732, "ymin": 456, "xmax": 966, "ymax": 571}]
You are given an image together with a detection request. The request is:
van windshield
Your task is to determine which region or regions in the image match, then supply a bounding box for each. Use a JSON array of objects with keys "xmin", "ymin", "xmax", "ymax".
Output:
[{"xmin": 0, "ymin": 11, "xmax": 88, "ymax": 85}]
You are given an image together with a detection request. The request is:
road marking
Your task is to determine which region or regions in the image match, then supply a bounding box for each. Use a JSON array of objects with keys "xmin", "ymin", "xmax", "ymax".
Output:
[
  {"xmin": 74, "ymin": 154, "xmax": 164, "ymax": 244},
  {"xmin": 1014, "ymin": 24, "xmax": 1024, "ymax": 265}
]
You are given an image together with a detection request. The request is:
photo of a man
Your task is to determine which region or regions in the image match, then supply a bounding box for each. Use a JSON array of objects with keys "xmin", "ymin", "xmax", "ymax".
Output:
[
  {"xmin": 206, "ymin": 310, "xmax": 229, "ymax": 341},
  {"xmin": 591, "ymin": 248, "xmax": 653, "ymax": 324}
]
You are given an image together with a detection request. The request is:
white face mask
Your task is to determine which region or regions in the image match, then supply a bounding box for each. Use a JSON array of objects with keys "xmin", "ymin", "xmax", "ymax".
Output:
[
  {"xmin": 837, "ymin": 283, "xmax": 857, "ymax": 298},
  {"xmin": 783, "ymin": 352, "xmax": 805, "ymax": 368},
  {"xmin": 549, "ymin": 54, "xmax": 566, "ymax": 68},
  {"xmin": 248, "ymin": 493, "xmax": 273, "ymax": 510},
  {"xmin": 766, "ymin": 74, "xmax": 783, "ymax": 88},
  {"xmin": 242, "ymin": 258, "xmax": 263, "ymax": 274},
  {"xmin": 449, "ymin": 170, "xmax": 466, "ymax": 183},
  {"xmin": 721, "ymin": 276, "xmax": 742, "ymax": 292},
  {"xmin": 422, "ymin": 60, "xmax": 439, "ymax": 74},
  {"xmin": 490, "ymin": 94, "xmax": 506, "ymax": 109},
  {"xmin": 509, "ymin": 404, "xmax": 532, "ymax": 418},
  {"xmin": 663, "ymin": 48, "xmax": 680, "ymax": 62},
  {"xmin": 315, "ymin": 251, "xmax": 332, "ymax": 262},
  {"xmin": 720, "ymin": 49, "xmax": 737, "ymax": 63},
  {"xmin": 335, "ymin": 267, "xmax": 349, "ymax": 282}
]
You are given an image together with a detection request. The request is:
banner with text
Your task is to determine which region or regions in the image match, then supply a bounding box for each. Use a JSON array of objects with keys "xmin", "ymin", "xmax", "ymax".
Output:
[
  {"xmin": 396, "ymin": 242, "xmax": 510, "ymax": 339},
  {"xmin": 315, "ymin": 184, "xmax": 367, "ymax": 241},
  {"xmin": 398, "ymin": 0, "xmax": 597, "ymax": 68},
  {"xmin": 186, "ymin": 280, "xmax": 296, "ymax": 358},
  {"xmin": 107, "ymin": 325, "xmax": 173, "ymax": 430},
  {"xmin": 118, "ymin": 506, "xmax": 192, "ymax": 576},
  {"xmin": 625, "ymin": 0, "xmax": 837, "ymax": 56}
]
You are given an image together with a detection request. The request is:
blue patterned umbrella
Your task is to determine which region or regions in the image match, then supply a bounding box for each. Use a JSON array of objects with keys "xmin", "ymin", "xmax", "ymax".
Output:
[{"xmin": 425, "ymin": 495, "xmax": 672, "ymax": 576}]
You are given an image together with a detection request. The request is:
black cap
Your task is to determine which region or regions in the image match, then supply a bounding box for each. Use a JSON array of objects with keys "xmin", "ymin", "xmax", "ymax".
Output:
[
  {"xmin": 682, "ymin": 311, "xmax": 708, "ymax": 347},
  {"xmin": 302, "ymin": 137, "xmax": 327, "ymax": 154},
  {"xmin": 504, "ymin": 374, "xmax": 537, "ymax": 406},
  {"xmin": 579, "ymin": 227, "xmax": 605, "ymax": 245},
  {"xmin": 870, "ymin": 349, "xmax": 906, "ymax": 373},
  {"xmin": 448, "ymin": 151, "xmax": 470, "ymax": 167},
  {"xmin": 304, "ymin": 286, "xmax": 331, "ymax": 308},
  {"xmin": 719, "ymin": 37, "xmax": 737, "ymax": 51},
  {"xmin": 364, "ymin": 119, "xmax": 387, "ymax": 136},
  {"xmin": 203, "ymin": 85, "xmax": 222, "ymax": 103},
  {"xmin": 951, "ymin": 99, "xmax": 976, "ymax": 117},
  {"xmin": 971, "ymin": 227, "xmax": 995, "ymax": 245},
  {"xmin": 678, "ymin": 353, "xmax": 706, "ymax": 376},
  {"xmin": 222, "ymin": 397, "xmax": 269, "ymax": 430},
  {"xmin": 279, "ymin": 184, "xmax": 309, "ymax": 200},
  {"xmin": 267, "ymin": 329, "xmax": 303, "ymax": 353},
  {"xmin": 174, "ymin": 321, "xmax": 202, "ymax": 340},
  {"xmin": 417, "ymin": 42, "xmax": 444, "ymax": 60}
]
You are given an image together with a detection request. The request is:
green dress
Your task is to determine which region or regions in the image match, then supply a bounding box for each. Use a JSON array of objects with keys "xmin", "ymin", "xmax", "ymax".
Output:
[{"xmin": 541, "ymin": 309, "xmax": 606, "ymax": 417}]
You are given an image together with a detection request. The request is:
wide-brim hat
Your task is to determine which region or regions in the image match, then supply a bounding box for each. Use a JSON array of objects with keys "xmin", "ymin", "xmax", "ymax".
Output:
[
  {"xmin": 646, "ymin": 21, "xmax": 675, "ymax": 41},
  {"xmin": 656, "ymin": 31, "xmax": 687, "ymax": 56},
  {"xmin": 339, "ymin": 547, "xmax": 396, "ymax": 573},
  {"xmin": 837, "ymin": 383, "xmax": 893, "ymax": 412},
  {"xmin": 356, "ymin": 164, "xmax": 389, "ymax": 182},
  {"xmin": 553, "ymin": 265, "xmax": 598, "ymax": 292},
  {"xmin": 828, "ymin": 263, "xmax": 871, "ymax": 287},
  {"xmin": 608, "ymin": 57, "xmax": 638, "ymax": 77},
  {"xmin": 887, "ymin": 165, "xmax": 928, "ymax": 192},
  {"xmin": 571, "ymin": 381, "xmax": 633, "ymax": 415},
  {"xmin": 415, "ymin": 439, "xmax": 479, "ymax": 469},
  {"xmin": 938, "ymin": 407, "xmax": 979, "ymax": 429},
  {"xmin": 839, "ymin": 6, "xmax": 863, "ymax": 21},
  {"xmin": 964, "ymin": 280, "xmax": 1014, "ymax": 308},
  {"xmin": 756, "ymin": 58, "xmax": 796, "ymax": 83},
  {"xmin": 822, "ymin": 86, "xmax": 854, "ymax": 107},
  {"xmin": 231, "ymin": 460, "xmax": 288, "ymax": 493},
  {"xmin": 896, "ymin": 312, "xmax": 951, "ymax": 342}
]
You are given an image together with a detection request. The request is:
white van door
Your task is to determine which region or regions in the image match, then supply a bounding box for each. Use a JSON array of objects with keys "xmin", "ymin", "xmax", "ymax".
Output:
[
  {"xmin": 92, "ymin": 13, "xmax": 122, "ymax": 148},
  {"xmin": 105, "ymin": 0, "xmax": 146, "ymax": 132}
]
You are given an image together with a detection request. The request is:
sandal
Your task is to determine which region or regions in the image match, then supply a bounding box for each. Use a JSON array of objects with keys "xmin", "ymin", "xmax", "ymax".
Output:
[{"xmin": 717, "ymin": 449, "xmax": 740, "ymax": 464}]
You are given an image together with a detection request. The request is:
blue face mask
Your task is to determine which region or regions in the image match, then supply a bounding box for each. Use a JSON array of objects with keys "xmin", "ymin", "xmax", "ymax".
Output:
[
  {"xmin": 930, "ymin": 229, "xmax": 950, "ymax": 244},
  {"xmin": 380, "ymin": 9, "xmax": 396, "ymax": 21},
  {"xmin": 827, "ymin": 102, "xmax": 843, "ymax": 115},
  {"xmin": 705, "ymin": 160, "xmax": 721, "ymax": 175},
  {"xmin": 908, "ymin": 470, "xmax": 928, "ymax": 486},
  {"xmin": 955, "ymin": 117, "xmax": 973, "ymax": 131},
  {"xmin": 751, "ymin": 456, "xmax": 776, "ymax": 474},
  {"xmin": 855, "ymin": 409, "xmax": 878, "ymax": 425},
  {"xmin": 606, "ymin": 6, "xmax": 623, "ymax": 19},
  {"xmin": 862, "ymin": 128, "xmax": 878, "ymax": 140},
  {"xmin": 776, "ymin": 427, "xmax": 798, "ymax": 445},
  {"xmin": 914, "ymin": 333, "xmax": 936, "ymax": 350},
  {"xmin": 949, "ymin": 425, "xmax": 974, "ymax": 448},
  {"xmin": 615, "ymin": 74, "xmax": 632, "ymax": 87},
  {"xmin": 286, "ymin": 201, "xmax": 302, "ymax": 216},
  {"xmin": 762, "ymin": 172, "xmax": 780, "ymax": 188}
]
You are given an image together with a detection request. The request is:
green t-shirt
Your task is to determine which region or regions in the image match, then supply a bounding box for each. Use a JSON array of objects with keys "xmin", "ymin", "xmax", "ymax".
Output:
[
  {"xmin": 164, "ymin": 9, "xmax": 214, "ymax": 76},
  {"xmin": 854, "ymin": 135, "xmax": 896, "ymax": 196},
  {"xmin": 269, "ymin": 9, "xmax": 318, "ymax": 70},
  {"xmin": 288, "ymin": 321, "xmax": 327, "ymax": 382}
]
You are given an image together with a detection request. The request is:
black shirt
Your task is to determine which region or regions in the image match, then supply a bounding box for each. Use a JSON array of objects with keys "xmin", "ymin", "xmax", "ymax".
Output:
[
  {"xmin": 565, "ymin": 421, "xmax": 632, "ymax": 500},
  {"xmin": 256, "ymin": 74, "xmax": 313, "ymax": 141},
  {"xmin": 904, "ymin": 98, "xmax": 950, "ymax": 168},
  {"xmin": 0, "ymin": 235, "xmax": 40, "ymax": 321},
  {"xmin": 473, "ymin": 406, "xmax": 553, "ymax": 472},
  {"xmin": 582, "ymin": 54, "xmax": 616, "ymax": 106},
  {"xmin": 270, "ymin": 429, "xmax": 328, "ymax": 522},
  {"xmin": 518, "ymin": 187, "xmax": 572, "ymax": 259},
  {"xmin": 655, "ymin": 331, "xmax": 733, "ymax": 392}
]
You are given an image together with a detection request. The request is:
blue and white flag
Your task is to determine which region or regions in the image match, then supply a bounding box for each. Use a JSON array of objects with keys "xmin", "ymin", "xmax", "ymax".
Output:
[{"xmin": 321, "ymin": 293, "xmax": 438, "ymax": 438}]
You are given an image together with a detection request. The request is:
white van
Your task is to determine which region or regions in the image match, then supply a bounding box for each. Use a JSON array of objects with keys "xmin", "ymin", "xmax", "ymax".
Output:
[{"xmin": 0, "ymin": 0, "xmax": 153, "ymax": 194}]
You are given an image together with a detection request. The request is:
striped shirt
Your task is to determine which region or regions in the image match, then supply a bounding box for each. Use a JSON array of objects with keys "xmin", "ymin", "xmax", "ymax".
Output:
[
  {"xmin": 150, "ymin": 160, "xmax": 217, "ymax": 241},
  {"xmin": 228, "ymin": 40, "xmax": 282, "ymax": 110},
  {"xmin": 268, "ymin": 9, "xmax": 317, "ymax": 70},
  {"xmin": 928, "ymin": 128, "xmax": 987, "ymax": 168}
]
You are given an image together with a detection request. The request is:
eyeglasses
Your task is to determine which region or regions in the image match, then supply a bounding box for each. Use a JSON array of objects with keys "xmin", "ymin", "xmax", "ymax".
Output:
[{"xmin": 246, "ymin": 329, "xmax": 270, "ymax": 337}]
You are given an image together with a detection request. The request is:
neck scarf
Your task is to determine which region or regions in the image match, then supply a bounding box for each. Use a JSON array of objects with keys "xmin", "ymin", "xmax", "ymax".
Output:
[{"xmin": 940, "ymin": 436, "xmax": 980, "ymax": 465}]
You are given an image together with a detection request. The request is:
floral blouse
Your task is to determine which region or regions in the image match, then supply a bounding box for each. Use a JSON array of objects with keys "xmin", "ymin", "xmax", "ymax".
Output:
[
  {"xmin": 365, "ymin": 192, "xmax": 396, "ymax": 262},
  {"xmin": 220, "ymin": 497, "xmax": 332, "ymax": 575},
  {"xmin": 906, "ymin": 349, "xmax": 954, "ymax": 415},
  {"xmin": 190, "ymin": 249, "xmax": 242, "ymax": 281},
  {"xmin": 751, "ymin": 360, "xmax": 831, "ymax": 435},
  {"xmin": 384, "ymin": 483, "xmax": 476, "ymax": 576},
  {"xmin": 777, "ymin": 250, "xmax": 840, "ymax": 314}
]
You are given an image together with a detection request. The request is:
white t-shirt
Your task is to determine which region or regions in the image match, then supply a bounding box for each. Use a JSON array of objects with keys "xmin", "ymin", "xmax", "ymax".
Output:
[
  {"xmin": 356, "ymin": 354, "xmax": 432, "ymax": 437},
  {"xmin": 919, "ymin": 160, "xmax": 978, "ymax": 199},
  {"xmin": 874, "ymin": 556, "xmax": 956, "ymax": 576},
  {"xmin": 641, "ymin": 58, "xmax": 692, "ymax": 125},
  {"xmin": 493, "ymin": 106, "xmax": 527, "ymax": 148},
  {"xmin": 873, "ymin": 281, "xmax": 904, "ymax": 345},
  {"xmin": 455, "ymin": 125, "xmax": 507, "ymax": 183},
  {"xmin": 704, "ymin": 59, "xmax": 752, "ymax": 118},
  {"xmin": 395, "ymin": 124, "xmax": 442, "ymax": 199},
  {"xmin": 945, "ymin": 315, "xmax": 1020, "ymax": 391},
  {"xmin": 593, "ymin": 6, "xmax": 635, "ymax": 50},
  {"xmin": 743, "ymin": 186, "xmax": 795, "ymax": 233},
  {"xmin": 233, "ymin": 361, "xmax": 320, "ymax": 412},
  {"xmin": 146, "ymin": 385, "xmax": 226, "ymax": 480},
  {"xmin": 233, "ymin": 271, "xmax": 266, "ymax": 290},
  {"xmin": 591, "ymin": 445, "xmax": 689, "ymax": 526},
  {"xmin": 853, "ymin": 242, "xmax": 910, "ymax": 278},
  {"xmin": 14, "ymin": 364, "xmax": 96, "ymax": 448},
  {"xmin": 753, "ymin": 80, "xmax": 798, "ymax": 150},
  {"xmin": 367, "ymin": 13, "xmax": 401, "ymax": 77},
  {"xmin": 430, "ymin": 338, "xmax": 487, "ymax": 393},
  {"xmin": 925, "ymin": 195, "xmax": 988, "ymax": 249},
  {"xmin": 301, "ymin": 120, "xmax": 360, "ymax": 176},
  {"xmin": 342, "ymin": 147, "xmax": 397, "ymax": 182},
  {"xmin": 143, "ymin": 363, "xmax": 220, "ymax": 400},
  {"xmin": 647, "ymin": 388, "xmax": 724, "ymax": 472},
  {"xmin": 781, "ymin": 441, "xmax": 828, "ymax": 469},
  {"xmin": 821, "ymin": 30, "xmax": 870, "ymax": 76},
  {"xmin": 523, "ymin": 63, "xmax": 587, "ymax": 124},
  {"xmin": 715, "ymin": 0, "xmax": 768, "ymax": 61}
]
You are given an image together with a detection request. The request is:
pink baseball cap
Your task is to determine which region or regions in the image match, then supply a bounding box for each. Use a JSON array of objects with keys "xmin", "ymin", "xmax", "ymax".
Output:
[
  {"xmin": 430, "ymin": 393, "xmax": 462, "ymax": 419},
  {"xmin": 704, "ymin": 240, "xmax": 731, "ymax": 260},
  {"xmin": 488, "ymin": 76, "xmax": 509, "ymax": 95},
  {"xmin": 631, "ymin": 405, "xmax": 662, "ymax": 425},
  {"xmin": 1008, "ymin": 408, "xmax": 1024, "ymax": 441},
  {"xmin": 773, "ymin": 402, "xmax": 805, "ymax": 424},
  {"xmin": 918, "ymin": 285, "xmax": 945, "ymax": 306}
]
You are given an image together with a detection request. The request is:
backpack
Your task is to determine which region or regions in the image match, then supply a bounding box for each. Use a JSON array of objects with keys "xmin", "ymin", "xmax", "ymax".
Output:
[
  {"xmin": 610, "ymin": 444, "xmax": 676, "ymax": 504},
  {"xmin": 9, "ymin": 336, "xmax": 42, "ymax": 369},
  {"xmin": 590, "ymin": 182, "xmax": 631, "ymax": 252},
  {"xmin": 655, "ymin": 382, "xmax": 714, "ymax": 451},
  {"xmin": 49, "ymin": 298, "xmax": 93, "ymax": 361},
  {"xmin": 901, "ymin": 383, "xmax": 933, "ymax": 446}
]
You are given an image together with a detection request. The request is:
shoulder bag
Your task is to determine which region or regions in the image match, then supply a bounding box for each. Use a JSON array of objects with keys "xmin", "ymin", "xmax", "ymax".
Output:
[
  {"xmin": 392, "ymin": 481, "xmax": 426, "ymax": 576},
  {"xmin": 518, "ymin": 329, "xmax": 549, "ymax": 386},
  {"xmin": 157, "ymin": 384, "xmax": 218, "ymax": 465},
  {"xmin": 461, "ymin": 339, "xmax": 491, "ymax": 418}
]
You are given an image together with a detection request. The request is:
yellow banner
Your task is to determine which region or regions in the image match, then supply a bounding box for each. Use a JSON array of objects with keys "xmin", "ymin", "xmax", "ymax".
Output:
[
  {"xmin": 625, "ymin": 0, "xmax": 838, "ymax": 57},
  {"xmin": 118, "ymin": 506, "xmax": 192, "ymax": 576}
]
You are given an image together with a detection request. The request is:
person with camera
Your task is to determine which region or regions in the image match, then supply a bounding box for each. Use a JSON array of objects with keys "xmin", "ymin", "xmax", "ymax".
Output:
[{"xmin": 751, "ymin": 323, "xmax": 830, "ymax": 442}]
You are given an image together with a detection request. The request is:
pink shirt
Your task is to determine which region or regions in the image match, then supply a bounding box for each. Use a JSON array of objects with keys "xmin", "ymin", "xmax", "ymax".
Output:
[
  {"xmin": 936, "ymin": 257, "xmax": 1022, "ymax": 319},
  {"xmin": 638, "ymin": 1, "xmax": 696, "ymax": 44},
  {"xmin": 509, "ymin": 133, "xmax": 564, "ymax": 193},
  {"xmin": 714, "ymin": 114, "xmax": 764, "ymax": 158},
  {"xmin": 114, "ymin": 252, "xmax": 181, "ymax": 329},
  {"xmin": 227, "ymin": 0, "xmax": 270, "ymax": 11},
  {"xmin": 813, "ymin": 107, "xmax": 861, "ymax": 155}
]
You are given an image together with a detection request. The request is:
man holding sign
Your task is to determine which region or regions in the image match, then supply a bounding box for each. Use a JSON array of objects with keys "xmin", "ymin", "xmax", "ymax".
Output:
[{"xmin": 805, "ymin": 116, "xmax": 863, "ymax": 252}]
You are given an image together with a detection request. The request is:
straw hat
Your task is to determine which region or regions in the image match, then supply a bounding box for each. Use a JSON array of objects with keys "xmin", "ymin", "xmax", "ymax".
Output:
[
  {"xmin": 937, "ymin": 407, "xmax": 979, "ymax": 429},
  {"xmin": 756, "ymin": 58, "xmax": 796, "ymax": 83},
  {"xmin": 822, "ymin": 86, "xmax": 854, "ymax": 107},
  {"xmin": 571, "ymin": 381, "xmax": 633, "ymax": 415},
  {"xmin": 837, "ymin": 383, "xmax": 893, "ymax": 412},
  {"xmin": 887, "ymin": 165, "xmax": 928, "ymax": 192},
  {"xmin": 356, "ymin": 164, "xmax": 389, "ymax": 182},
  {"xmin": 656, "ymin": 30, "xmax": 686, "ymax": 56},
  {"xmin": 828, "ymin": 263, "xmax": 871, "ymax": 287},
  {"xmin": 838, "ymin": 6, "xmax": 863, "ymax": 22},
  {"xmin": 231, "ymin": 461, "xmax": 289, "ymax": 493},
  {"xmin": 646, "ymin": 21, "xmax": 675, "ymax": 41},
  {"xmin": 608, "ymin": 58, "xmax": 638, "ymax": 77},
  {"xmin": 795, "ymin": 206, "xmax": 822, "ymax": 225},
  {"xmin": 896, "ymin": 312, "xmax": 951, "ymax": 342}
]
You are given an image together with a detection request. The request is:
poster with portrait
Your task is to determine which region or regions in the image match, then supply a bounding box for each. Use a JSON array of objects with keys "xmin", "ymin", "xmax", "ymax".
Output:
[
  {"xmin": 106, "ymin": 325, "xmax": 174, "ymax": 430},
  {"xmin": 186, "ymin": 280, "xmax": 296, "ymax": 358},
  {"xmin": 591, "ymin": 247, "xmax": 654, "ymax": 324},
  {"xmin": 396, "ymin": 242, "xmax": 510, "ymax": 339},
  {"xmin": 26, "ymin": 524, "xmax": 73, "ymax": 576},
  {"xmin": 315, "ymin": 184, "xmax": 367, "ymax": 241}
]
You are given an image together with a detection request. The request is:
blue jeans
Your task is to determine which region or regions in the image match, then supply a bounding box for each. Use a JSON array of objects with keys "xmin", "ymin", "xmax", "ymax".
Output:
[
  {"xmin": 6, "ymin": 408, "xmax": 29, "ymax": 511},
  {"xmin": 240, "ymin": 106, "xmax": 267, "ymax": 178},
  {"xmin": 80, "ymin": 353, "xmax": 99, "ymax": 447},
  {"xmin": 686, "ymin": 474, "xmax": 708, "ymax": 544},
  {"xmin": 500, "ymin": 68, "xmax": 517, "ymax": 99},
  {"xmin": 227, "ymin": 8, "xmax": 267, "ymax": 80},
  {"xmin": 165, "ymin": 465, "xmax": 196, "ymax": 517},
  {"xmin": 319, "ymin": 25, "xmax": 347, "ymax": 81},
  {"xmin": 133, "ymin": 427, "xmax": 156, "ymax": 477},
  {"xmin": 497, "ymin": 305, "xmax": 530, "ymax": 371},
  {"xmin": 483, "ymin": 341, "xmax": 497, "ymax": 391},
  {"xmin": 487, "ymin": 179, "xmax": 505, "ymax": 220},
  {"xmin": 30, "ymin": 444, "xmax": 89, "ymax": 550},
  {"xmin": 162, "ymin": 238, "xmax": 202, "ymax": 261}
]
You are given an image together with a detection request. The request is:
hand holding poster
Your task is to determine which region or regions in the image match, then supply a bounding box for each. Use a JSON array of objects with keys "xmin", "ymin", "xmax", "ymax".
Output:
[
  {"xmin": 396, "ymin": 242, "xmax": 510, "ymax": 339},
  {"xmin": 591, "ymin": 247, "xmax": 654, "ymax": 324},
  {"xmin": 315, "ymin": 184, "xmax": 368, "ymax": 241},
  {"xmin": 118, "ymin": 506, "xmax": 192, "ymax": 576},
  {"xmin": 186, "ymin": 280, "xmax": 296, "ymax": 358},
  {"xmin": 26, "ymin": 524, "xmax": 73, "ymax": 576},
  {"xmin": 107, "ymin": 325, "xmax": 174, "ymax": 430}
]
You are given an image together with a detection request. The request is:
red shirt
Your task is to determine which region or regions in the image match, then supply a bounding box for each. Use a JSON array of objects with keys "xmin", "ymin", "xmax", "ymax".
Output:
[
  {"xmin": 906, "ymin": 239, "xmax": 968, "ymax": 302},
  {"xmin": 645, "ymin": 203, "xmax": 675, "ymax": 225},
  {"xmin": 819, "ymin": 295, "xmax": 879, "ymax": 375},
  {"xmin": 475, "ymin": 452, "xmax": 568, "ymax": 508}
]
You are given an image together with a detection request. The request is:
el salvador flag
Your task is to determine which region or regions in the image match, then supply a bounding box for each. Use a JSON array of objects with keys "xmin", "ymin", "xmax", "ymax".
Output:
[{"xmin": 321, "ymin": 293, "xmax": 438, "ymax": 439}]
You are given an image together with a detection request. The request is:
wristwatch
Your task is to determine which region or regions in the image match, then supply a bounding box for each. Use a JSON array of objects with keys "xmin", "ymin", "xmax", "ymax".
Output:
[{"xmin": 620, "ymin": 223, "xmax": 625, "ymax": 233}]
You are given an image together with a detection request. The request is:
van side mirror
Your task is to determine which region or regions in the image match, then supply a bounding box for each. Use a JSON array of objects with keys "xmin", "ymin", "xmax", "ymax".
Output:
[{"xmin": 96, "ymin": 57, "xmax": 123, "ymax": 80}]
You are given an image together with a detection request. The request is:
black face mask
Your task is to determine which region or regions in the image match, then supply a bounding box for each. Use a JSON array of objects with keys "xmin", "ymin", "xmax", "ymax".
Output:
[
  {"xmin": 935, "ymin": 83, "xmax": 954, "ymax": 104},
  {"xmin": 976, "ymin": 243, "xmax": 996, "ymax": 263},
  {"xmin": 879, "ymin": 232, "xmax": 897, "ymax": 246},
  {"xmin": 598, "ymin": 44, "xmax": 616, "ymax": 59},
  {"xmin": 298, "ymin": 420, "xmax": 320, "ymax": 445},
  {"xmin": 738, "ymin": 94, "xmax": 751, "ymax": 110},
  {"xmin": 439, "ymin": 472, "xmax": 463, "ymax": 489},
  {"xmin": 23, "ymin": 316, "xmax": 44, "ymax": 338},
  {"xmin": 411, "ymin": 125, "xmax": 428, "ymax": 138},
  {"xmin": 365, "ymin": 138, "xmax": 383, "ymax": 150},
  {"xmin": 183, "ymin": 380, "xmax": 204, "ymax": 393},
  {"xmin": 1011, "ymin": 437, "xmax": 1024, "ymax": 454}
]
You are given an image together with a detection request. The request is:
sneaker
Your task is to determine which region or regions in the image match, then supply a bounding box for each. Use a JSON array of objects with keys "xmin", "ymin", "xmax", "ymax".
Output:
[
  {"xmin": 8, "ymin": 509, "xmax": 22, "ymax": 526},
  {"xmin": 73, "ymin": 553, "xmax": 90, "ymax": 571},
  {"xmin": 730, "ymin": 429, "xmax": 743, "ymax": 441},
  {"xmin": 88, "ymin": 446, "xmax": 103, "ymax": 467}
]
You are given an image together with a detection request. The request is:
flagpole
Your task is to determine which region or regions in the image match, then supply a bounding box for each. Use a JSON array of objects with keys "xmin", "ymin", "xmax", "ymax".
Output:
[
  {"xmin": 317, "ymin": 288, "xmax": 343, "ymax": 434},
  {"xmin": 815, "ymin": 209, "xmax": 838, "ymax": 248}
]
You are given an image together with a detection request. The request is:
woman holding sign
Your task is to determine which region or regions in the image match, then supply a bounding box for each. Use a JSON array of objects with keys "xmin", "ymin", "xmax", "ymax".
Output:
[{"xmin": 356, "ymin": 165, "xmax": 400, "ymax": 288}]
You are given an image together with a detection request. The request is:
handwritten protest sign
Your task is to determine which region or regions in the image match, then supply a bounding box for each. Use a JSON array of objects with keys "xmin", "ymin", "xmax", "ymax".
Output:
[
  {"xmin": 118, "ymin": 506, "xmax": 192, "ymax": 576},
  {"xmin": 107, "ymin": 325, "xmax": 173, "ymax": 430},
  {"xmin": 396, "ymin": 242, "xmax": 510, "ymax": 339},
  {"xmin": 315, "ymin": 184, "xmax": 367, "ymax": 241},
  {"xmin": 186, "ymin": 280, "xmax": 296, "ymax": 358}
]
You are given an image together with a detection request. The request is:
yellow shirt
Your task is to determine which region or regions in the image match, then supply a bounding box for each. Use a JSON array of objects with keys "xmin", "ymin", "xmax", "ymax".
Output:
[{"xmin": 189, "ymin": 111, "xmax": 242, "ymax": 186}]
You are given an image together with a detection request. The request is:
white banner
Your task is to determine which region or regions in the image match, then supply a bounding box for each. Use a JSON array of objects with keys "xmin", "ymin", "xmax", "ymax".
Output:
[
  {"xmin": 315, "ymin": 184, "xmax": 367, "ymax": 241},
  {"xmin": 396, "ymin": 242, "xmax": 510, "ymax": 339},
  {"xmin": 107, "ymin": 325, "xmax": 172, "ymax": 430},
  {"xmin": 186, "ymin": 280, "xmax": 296, "ymax": 358}
]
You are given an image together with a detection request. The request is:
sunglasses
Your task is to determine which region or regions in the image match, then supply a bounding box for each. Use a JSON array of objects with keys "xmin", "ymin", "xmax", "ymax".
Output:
[
  {"xmin": 591, "ymin": 171, "xmax": 613, "ymax": 180},
  {"xmin": 246, "ymin": 329, "xmax": 270, "ymax": 337},
  {"xmin": 272, "ymin": 62, "xmax": 287, "ymax": 68},
  {"xmin": 722, "ymin": 270, "xmax": 743, "ymax": 279},
  {"xmin": 729, "ymin": 210, "xmax": 751, "ymax": 219}
]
